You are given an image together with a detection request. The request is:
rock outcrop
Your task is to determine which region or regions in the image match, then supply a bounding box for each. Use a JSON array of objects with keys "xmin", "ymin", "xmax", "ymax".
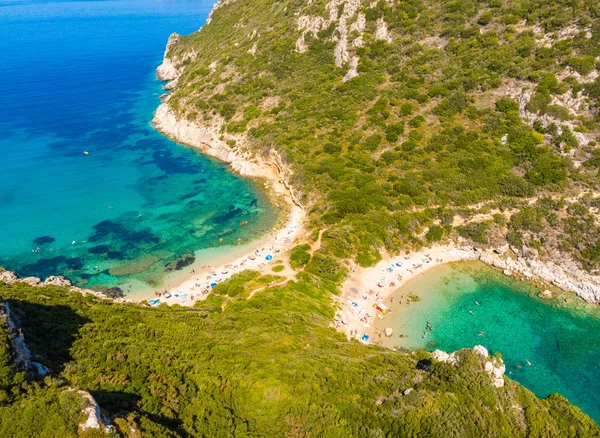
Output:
[
  {"xmin": 477, "ymin": 247, "xmax": 600, "ymax": 304},
  {"xmin": 1, "ymin": 301, "xmax": 49, "ymax": 376},
  {"xmin": 432, "ymin": 345, "xmax": 506, "ymax": 388},
  {"xmin": 153, "ymin": 103, "xmax": 301, "ymax": 208},
  {"xmin": 156, "ymin": 33, "xmax": 181, "ymax": 82}
]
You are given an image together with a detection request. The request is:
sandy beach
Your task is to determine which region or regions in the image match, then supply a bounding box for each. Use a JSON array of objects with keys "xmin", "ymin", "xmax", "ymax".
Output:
[
  {"xmin": 136, "ymin": 202, "xmax": 305, "ymax": 306},
  {"xmin": 334, "ymin": 245, "xmax": 477, "ymax": 344}
]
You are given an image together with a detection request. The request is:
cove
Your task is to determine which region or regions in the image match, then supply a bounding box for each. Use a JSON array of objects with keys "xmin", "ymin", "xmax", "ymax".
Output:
[
  {"xmin": 374, "ymin": 262, "xmax": 600, "ymax": 423},
  {"xmin": 0, "ymin": 0, "xmax": 279, "ymax": 295}
]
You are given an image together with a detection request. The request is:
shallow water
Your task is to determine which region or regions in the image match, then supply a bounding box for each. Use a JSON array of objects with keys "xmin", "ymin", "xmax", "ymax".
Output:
[
  {"xmin": 374, "ymin": 262, "xmax": 600, "ymax": 422},
  {"xmin": 0, "ymin": 0, "xmax": 279, "ymax": 294}
]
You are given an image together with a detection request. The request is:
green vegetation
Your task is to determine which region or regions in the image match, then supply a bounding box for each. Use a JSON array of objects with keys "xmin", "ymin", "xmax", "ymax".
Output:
[
  {"xmin": 289, "ymin": 244, "xmax": 311, "ymax": 269},
  {"xmin": 167, "ymin": 0, "xmax": 600, "ymax": 273},
  {"xmin": 6, "ymin": 0, "xmax": 600, "ymax": 434},
  {"xmin": 0, "ymin": 281, "xmax": 598, "ymax": 436}
]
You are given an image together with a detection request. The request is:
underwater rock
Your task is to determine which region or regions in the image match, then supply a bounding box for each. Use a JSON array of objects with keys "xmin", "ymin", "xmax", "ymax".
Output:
[
  {"xmin": 164, "ymin": 253, "xmax": 195, "ymax": 272},
  {"xmin": 33, "ymin": 236, "xmax": 55, "ymax": 245}
]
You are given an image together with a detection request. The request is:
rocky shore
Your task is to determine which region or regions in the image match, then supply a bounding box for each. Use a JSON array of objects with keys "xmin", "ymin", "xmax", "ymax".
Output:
[
  {"xmin": 472, "ymin": 243, "xmax": 600, "ymax": 304},
  {"xmin": 152, "ymin": 8, "xmax": 600, "ymax": 309},
  {"xmin": 0, "ymin": 268, "xmax": 128, "ymax": 302},
  {"xmin": 153, "ymin": 34, "xmax": 301, "ymax": 210}
]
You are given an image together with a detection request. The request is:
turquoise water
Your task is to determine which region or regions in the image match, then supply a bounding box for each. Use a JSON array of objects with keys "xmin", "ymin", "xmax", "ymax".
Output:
[
  {"xmin": 0, "ymin": 0, "xmax": 279, "ymax": 294},
  {"xmin": 376, "ymin": 262, "xmax": 600, "ymax": 423}
]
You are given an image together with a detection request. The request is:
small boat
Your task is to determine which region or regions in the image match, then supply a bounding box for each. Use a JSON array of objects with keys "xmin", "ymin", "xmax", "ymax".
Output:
[
  {"xmin": 240, "ymin": 221, "xmax": 248, "ymax": 226},
  {"xmin": 83, "ymin": 151, "xmax": 89, "ymax": 155}
]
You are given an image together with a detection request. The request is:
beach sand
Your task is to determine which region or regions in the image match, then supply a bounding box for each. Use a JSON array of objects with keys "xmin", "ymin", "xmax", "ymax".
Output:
[
  {"xmin": 334, "ymin": 245, "xmax": 477, "ymax": 343},
  {"xmin": 135, "ymin": 203, "xmax": 305, "ymax": 306}
]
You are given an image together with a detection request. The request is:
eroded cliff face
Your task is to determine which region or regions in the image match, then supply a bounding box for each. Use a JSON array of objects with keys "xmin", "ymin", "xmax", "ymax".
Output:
[{"xmin": 154, "ymin": 29, "xmax": 301, "ymax": 208}]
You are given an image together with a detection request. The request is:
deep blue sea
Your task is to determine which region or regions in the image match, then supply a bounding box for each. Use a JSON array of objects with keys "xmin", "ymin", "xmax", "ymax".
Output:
[{"xmin": 0, "ymin": 0, "xmax": 278, "ymax": 295}]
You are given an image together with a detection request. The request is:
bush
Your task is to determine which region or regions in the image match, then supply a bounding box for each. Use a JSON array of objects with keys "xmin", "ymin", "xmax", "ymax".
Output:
[
  {"xmin": 289, "ymin": 244, "xmax": 311, "ymax": 269},
  {"xmin": 426, "ymin": 225, "xmax": 444, "ymax": 242},
  {"xmin": 456, "ymin": 222, "xmax": 490, "ymax": 244}
]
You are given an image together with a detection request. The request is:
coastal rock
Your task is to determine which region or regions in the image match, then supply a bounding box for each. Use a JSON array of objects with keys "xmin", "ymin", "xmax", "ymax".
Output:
[
  {"xmin": 472, "ymin": 247, "xmax": 600, "ymax": 305},
  {"xmin": 538, "ymin": 289, "xmax": 553, "ymax": 299},
  {"xmin": 70, "ymin": 390, "xmax": 114, "ymax": 433},
  {"xmin": 432, "ymin": 346, "xmax": 505, "ymax": 388},
  {"xmin": 494, "ymin": 244, "xmax": 509, "ymax": 255},
  {"xmin": 375, "ymin": 18, "xmax": 391, "ymax": 42},
  {"xmin": 20, "ymin": 276, "xmax": 41, "ymax": 286},
  {"xmin": 43, "ymin": 276, "xmax": 71, "ymax": 287},
  {"xmin": 384, "ymin": 327, "xmax": 393, "ymax": 337},
  {"xmin": 156, "ymin": 33, "xmax": 181, "ymax": 81},
  {"xmin": 473, "ymin": 345, "xmax": 489, "ymax": 360},
  {"xmin": 78, "ymin": 390, "xmax": 104, "ymax": 430},
  {"xmin": 0, "ymin": 269, "xmax": 17, "ymax": 284},
  {"xmin": 485, "ymin": 359, "xmax": 506, "ymax": 388},
  {"xmin": 1, "ymin": 301, "xmax": 49, "ymax": 376},
  {"xmin": 153, "ymin": 103, "xmax": 302, "ymax": 208},
  {"xmin": 431, "ymin": 349, "xmax": 459, "ymax": 366}
]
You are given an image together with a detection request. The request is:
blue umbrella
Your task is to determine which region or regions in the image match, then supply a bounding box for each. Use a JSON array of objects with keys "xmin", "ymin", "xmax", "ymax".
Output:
[
  {"xmin": 361, "ymin": 334, "xmax": 369, "ymax": 342},
  {"xmin": 210, "ymin": 283, "xmax": 217, "ymax": 288},
  {"xmin": 265, "ymin": 254, "xmax": 273, "ymax": 261}
]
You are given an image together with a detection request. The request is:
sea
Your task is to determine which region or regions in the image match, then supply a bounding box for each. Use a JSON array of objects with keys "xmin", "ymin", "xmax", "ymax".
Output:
[
  {"xmin": 374, "ymin": 262, "xmax": 600, "ymax": 423},
  {"xmin": 0, "ymin": 0, "xmax": 279, "ymax": 295}
]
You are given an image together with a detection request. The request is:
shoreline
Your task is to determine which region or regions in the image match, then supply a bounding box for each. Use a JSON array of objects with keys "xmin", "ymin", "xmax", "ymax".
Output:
[
  {"xmin": 336, "ymin": 241, "xmax": 600, "ymax": 343},
  {"xmin": 335, "ymin": 245, "xmax": 476, "ymax": 342},
  {"xmin": 143, "ymin": 40, "xmax": 307, "ymax": 306}
]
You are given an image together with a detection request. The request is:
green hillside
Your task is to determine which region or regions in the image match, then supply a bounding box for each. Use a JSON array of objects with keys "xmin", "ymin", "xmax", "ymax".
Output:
[
  {"xmin": 167, "ymin": 0, "xmax": 600, "ymax": 272},
  {"xmin": 0, "ymin": 281, "xmax": 598, "ymax": 436},
  {"xmin": 3, "ymin": 0, "xmax": 600, "ymax": 435}
]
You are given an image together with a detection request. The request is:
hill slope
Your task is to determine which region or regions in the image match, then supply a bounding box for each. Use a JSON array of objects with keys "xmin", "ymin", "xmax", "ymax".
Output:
[
  {"xmin": 157, "ymin": 0, "xmax": 600, "ymax": 294},
  {"xmin": 0, "ymin": 280, "xmax": 598, "ymax": 436}
]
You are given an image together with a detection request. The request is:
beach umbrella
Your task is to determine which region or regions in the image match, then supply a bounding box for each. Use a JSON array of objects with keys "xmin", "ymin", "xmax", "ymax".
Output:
[
  {"xmin": 210, "ymin": 283, "xmax": 217, "ymax": 288},
  {"xmin": 265, "ymin": 254, "xmax": 273, "ymax": 261}
]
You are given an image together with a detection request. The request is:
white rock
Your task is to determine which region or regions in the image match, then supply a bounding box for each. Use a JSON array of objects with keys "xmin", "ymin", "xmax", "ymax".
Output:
[
  {"xmin": 43, "ymin": 276, "xmax": 71, "ymax": 287},
  {"xmin": 384, "ymin": 327, "xmax": 393, "ymax": 337},
  {"xmin": 19, "ymin": 276, "xmax": 41, "ymax": 286},
  {"xmin": 156, "ymin": 33, "xmax": 181, "ymax": 81},
  {"xmin": 0, "ymin": 270, "xmax": 18, "ymax": 283},
  {"xmin": 473, "ymin": 345, "xmax": 489, "ymax": 360}
]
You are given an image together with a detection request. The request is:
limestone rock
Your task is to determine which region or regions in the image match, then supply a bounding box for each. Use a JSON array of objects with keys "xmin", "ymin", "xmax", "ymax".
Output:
[
  {"xmin": 432, "ymin": 345, "xmax": 505, "ymax": 387},
  {"xmin": 156, "ymin": 33, "xmax": 181, "ymax": 81},
  {"xmin": 19, "ymin": 277, "xmax": 41, "ymax": 286},
  {"xmin": 473, "ymin": 345, "xmax": 489, "ymax": 360},
  {"xmin": 384, "ymin": 327, "xmax": 393, "ymax": 337},
  {"xmin": 402, "ymin": 388, "xmax": 413, "ymax": 396},
  {"xmin": 494, "ymin": 244, "xmax": 509, "ymax": 255},
  {"xmin": 485, "ymin": 359, "xmax": 506, "ymax": 388},
  {"xmin": 538, "ymin": 289, "xmax": 552, "ymax": 299},
  {"xmin": 43, "ymin": 276, "xmax": 71, "ymax": 287},
  {"xmin": 0, "ymin": 269, "xmax": 17, "ymax": 284}
]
